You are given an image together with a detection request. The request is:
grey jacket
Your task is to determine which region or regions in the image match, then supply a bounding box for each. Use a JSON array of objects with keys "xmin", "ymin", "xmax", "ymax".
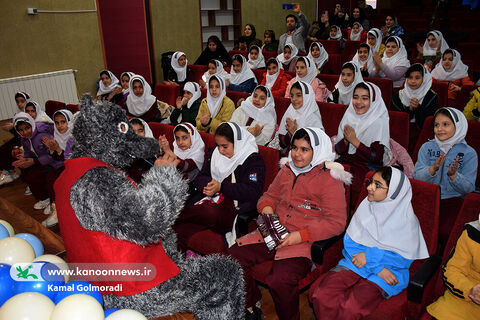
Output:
[{"xmin": 277, "ymin": 12, "xmax": 310, "ymax": 54}]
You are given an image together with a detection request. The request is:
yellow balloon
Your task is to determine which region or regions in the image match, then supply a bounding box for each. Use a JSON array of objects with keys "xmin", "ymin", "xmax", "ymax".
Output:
[
  {"xmin": 0, "ymin": 220, "xmax": 14, "ymax": 237},
  {"xmin": 0, "ymin": 237, "xmax": 34, "ymax": 264},
  {"xmin": 106, "ymin": 309, "xmax": 148, "ymax": 320},
  {"xmin": 50, "ymin": 294, "xmax": 104, "ymax": 320},
  {"xmin": 0, "ymin": 292, "xmax": 54, "ymax": 320},
  {"xmin": 33, "ymin": 254, "xmax": 69, "ymax": 282}
]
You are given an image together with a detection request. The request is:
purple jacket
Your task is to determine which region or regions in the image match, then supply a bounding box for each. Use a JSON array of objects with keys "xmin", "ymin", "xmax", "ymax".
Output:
[{"xmin": 21, "ymin": 122, "xmax": 64, "ymax": 169}]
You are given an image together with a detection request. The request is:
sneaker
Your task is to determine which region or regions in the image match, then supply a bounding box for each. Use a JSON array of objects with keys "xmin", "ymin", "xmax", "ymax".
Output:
[
  {"xmin": 34, "ymin": 198, "xmax": 50, "ymax": 210},
  {"xmin": 41, "ymin": 207, "xmax": 58, "ymax": 228},
  {"xmin": 10, "ymin": 171, "xmax": 19, "ymax": 181},
  {"xmin": 245, "ymin": 306, "xmax": 263, "ymax": 320},
  {"xmin": 0, "ymin": 171, "xmax": 14, "ymax": 186},
  {"xmin": 43, "ymin": 204, "xmax": 51, "ymax": 215},
  {"xmin": 24, "ymin": 186, "xmax": 32, "ymax": 195}
]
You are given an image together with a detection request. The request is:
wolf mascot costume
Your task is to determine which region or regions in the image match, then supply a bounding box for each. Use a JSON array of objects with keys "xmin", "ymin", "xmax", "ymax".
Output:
[{"xmin": 54, "ymin": 95, "xmax": 245, "ymax": 319}]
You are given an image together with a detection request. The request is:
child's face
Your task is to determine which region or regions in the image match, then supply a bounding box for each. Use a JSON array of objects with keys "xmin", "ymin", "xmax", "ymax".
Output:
[
  {"xmin": 183, "ymin": 90, "xmax": 193, "ymax": 102},
  {"xmin": 290, "ymin": 87, "xmax": 303, "ymax": 110},
  {"xmin": 208, "ymin": 41, "xmax": 217, "ymax": 52},
  {"xmin": 358, "ymin": 47, "xmax": 369, "ymax": 61},
  {"xmin": 54, "ymin": 114, "xmax": 68, "ymax": 134},
  {"xmin": 239, "ymin": 42, "xmax": 247, "ymax": 51},
  {"xmin": 244, "ymin": 25, "xmax": 253, "ymax": 37},
  {"xmin": 16, "ymin": 122, "xmax": 32, "ymax": 139},
  {"xmin": 267, "ymin": 63, "xmax": 278, "ymax": 75},
  {"xmin": 352, "ymin": 87, "xmax": 370, "ymax": 114},
  {"xmin": 215, "ymin": 135, "xmax": 234, "ymax": 158},
  {"xmin": 352, "ymin": 24, "xmax": 360, "ymax": 33},
  {"xmin": 341, "ymin": 68, "xmax": 355, "ymax": 87},
  {"xmin": 101, "ymin": 74, "xmax": 112, "ymax": 86},
  {"xmin": 427, "ymin": 35, "xmax": 438, "ymax": 48},
  {"xmin": 252, "ymin": 89, "xmax": 267, "ymax": 109},
  {"xmin": 434, "ymin": 113, "xmax": 456, "ymax": 141},
  {"xmin": 121, "ymin": 75, "xmax": 130, "ymax": 90},
  {"xmin": 15, "ymin": 97, "xmax": 27, "ymax": 111},
  {"xmin": 407, "ymin": 71, "xmax": 423, "ymax": 90},
  {"xmin": 385, "ymin": 16, "xmax": 394, "ymax": 27},
  {"xmin": 283, "ymin": 47, "xmax": 291, "ymax": 60},
  {"xmin": 175, "ymin": 130, "xmax": 192, "ymax": 150},
  {"xmin": 232, "ymin": 59, "xmax": 242, "ymax": 73},
  {"xmin": 209, "ymin": 79, "xmax": 221, "ymax": 98},
  {"xmin": 25, "ymin": 105, "xmax": 37, "ymax": 120},
  {"xmin": 208, "ymin": 63, "xmax": 217, "ymax": 75},
  {"xmin": 132, "ymin": 81, "xmax": 144, "ymax": 97},
  {"xmin": 367, "ymin": 172, "xmax": 389, "ymax": 202},
  {"xmin": 264, "ymin": 33, "xmax": 272, "ymax": 44},
  {"xmin": 385, "ymin": 42, "xmax": 399, "ymax": 58},
  {"xmin": 330, "ymin": 28, "xmax": 337, "ymax": 38},
  {"xmin": 367, "ymin": 34, "xmax": 376, "ymax": 47},
  {"xmin": 291, "ymin": 137, "xmax": 313, "ymax": 169},
  {"xmin": 132, "ymin": 123, "xmax": 145, "ymax": 137},
  {"xmin": 295, "ymin": 61, "xmax": 308, "ymax": 78},
  {"xmin": 178, "ymin": 55, "xmax": 187, "ymax": 67},
  {"xmin": 311, "ymin": 45, "xmax": 321, "ymax": 58},
  {"xmin": 249, "ymin": 49, "xmax": 259, "ymax": 60},
  {"xmin": 442, "ymin": 53, "xmax": 453, "ymax": 70}
]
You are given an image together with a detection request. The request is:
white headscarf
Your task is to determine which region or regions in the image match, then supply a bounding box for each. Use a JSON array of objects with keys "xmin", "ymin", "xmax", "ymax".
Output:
[
  {"xmin": 26, "ymin": 101, "xmax": 53, "ymax": 123},
  {"xmin": 210, "ymin": 122, "xmax": 258, "ymax": 183},
  {"xmin": 120, "ymin": 72, "xmax": 135, "ymax": 94},
  {"xmin": 434, "ymin": 107, "xmax": 468, "ymax": 154},
  {"xmin": 349, "ymin": 22, "xmax": 364, "ymax": 41},
  {"xmin": 265, "ymin": 58, "xmax": 282, "ymax": 89},
  {"xmin": 183, "ymin": 82, "xmax": 202, "ymax": 109},
  {"xmin": 279, "ymin": 81, "xmax": 324, "ymax": 135},
  {"xmin": 171, "ymin": 51, "xmax": 188, "ymax": 82},
  {"xmin": 202, "ymin": 60, "xmax": 230, "ymax": 83},
  {"xmin": 129, "ymin": 118, "xmax": 153, "ymax": 138},
  {"xmin": 277, "ymin": 44, "xmax": 298, "ymax": 66},
  {"xmin": 173, "ymin": 122, "xmax": 205, "ymax": 169},
  {"xmin": 126, "ymin": 75, "xmax": 157, "ymax": 117},
  {"xmin": 307, "ymin": 42, "xmax": 329, "ymax": 71},
  {"xmin": 53, "ymin": 109, "xmax": 74, "ymax": 150},
  {"xmin": 288, "ymin": 127, "xmax": 336, "ymax": 176},
  {"xmin": 335, "ymin": 62, "xmax": 365, "ymax": 105},
  {"xmin": 352, "ymin": 44, "xmax": 374, "ymax": 75},
  {"xmin": 399, "ymin": 64, "xmax": 433, "ymax": 106},
  {"xmin": 380, "ymin": 36, "xmax": 411, "ymax": 77},
  {"xmin": 335, "ymin": 82, "xmax": 392, "ymax": 164},
  {"xmin": 431, "ymin": 49, "xmax": 469, "ymax": 81},
  {"xmin": 329, "ymin": 25, "xmax": 343, "ymax": 40},
  {"xmin": 14, "ymin": 91, "xmax": 31, "ymax": 112},
  {"xmin": 347, "ymin": 167, "xmax": 429, "ymax": 260},
  {"xmin": 97, "ymin": 70, "xmax": 121, "ymax": 96},
  {"xmin": 13, "ymin": 112, "xmax": 36, "ymax": 137},
  {"xmin": 230, "ymin": 54, "xmax": 257, "ymax": 85},
  {"xmin": 367, "ymin": 28, "xmax": 382, "ymax": 54},
  {"xmin": 422, "ymin": 30, "xmax": 449, "ymax": 56},
  {"xmin": 238, "ymin": 85, "xmax": 276, "ymax": 125},
  {"xmin": 294, "ymin": 56, "xmax": 319, "ymax": 85},
  {"xmin": 206, "ymin": 75, "xmax": 227, "ymax": 117},
  {"xmin": 247, "ymin": 46, "xmax": 266, "ymax": 69}
]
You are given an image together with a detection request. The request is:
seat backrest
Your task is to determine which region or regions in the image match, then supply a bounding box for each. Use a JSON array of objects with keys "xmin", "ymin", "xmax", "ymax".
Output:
[
  {"xmin": 342, "ymin": 40, "xmax": 361, "ymax": 63},
  {"xmin": 187, "ymin": 64, "xmax": 207, "ymax": 83},
  {"xmin": 456, "ymin": 84, "xmax": 479, "ymax": 111},
  {"xmin": 412, "ymin": 116, "xmax": 434, "ymax": 163},
  {"xmin": 258, "ymin": 145, "xmax": 280, "ymax": 192},
  {"xmin": 322, "ymin": 54, "xmax": 342, "ymax": 75},
  {"xmin": 364, "ymin": 77, "xmax": 393, "ymax": 109},
  {"xmin": 318, "ymin": 74, "xmax": 339, "ymax": 91},
  {"xmin": 154, "ymin": 84, "xmax": 181, "ymax": 107},
  {"xmin": 273, "ymin": 97, "xmax": 291, "ymax": 125},
  {"xmin": 263, "ymin": 51, "xmax": 277, "ymax": 63},
  {"xmin": 45, "ymin": 100, "xmax": 66, "ymax": 118},
  {"xmin": 319, "ymin": 40, "xmax": 341, "ymax": 54},
  {"xmin": 431, "ymin": 81, "xmax": 448, "ymax": 108},
  {"xmin": 229, "ymin": 50, "xmax": 248, "ymax": 59},
  {"xmin": 65, "ymin": 104, "xmax": 80, "ymax": 114},
  {"xmin": 388, "ymin": 110, "xmax": 410, "ymax": 149},
  {"xmin": 226, "ymin": 91, "xmax": 250, "ymax": 106},
  {"xmin": 252, "ymin": 69, "xmax": 265, "ymax": 84},
  {"xmin": 317, "ymin": 102, "xmax": 346, "ymax": 137}
]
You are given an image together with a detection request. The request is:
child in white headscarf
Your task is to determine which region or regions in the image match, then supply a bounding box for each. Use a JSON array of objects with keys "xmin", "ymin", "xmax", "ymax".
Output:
[
  {"xmin": 328, "ymin": 25, "xmax": 346, "ymax": 51},
  {"xmin": 126, "ymin": 74, "xmax": 161, "ymax": 122},
  {"xmin": 367, "ymin": 28, "xmax": 385, "ymax": 56},
  {"xmin": 348, "ymin": 22, "xmax": 367, "ymax": 42},
  {"xmin": 260, "ymin": 58, "xmax": 293, "ymax": 97},
  {"xmin": 328, "ymin": 62, "xmax": 364, "ymax": 105},
  {"xmin": 307, "ymin": 42, "xmax": 329, "ymax": 73},
  {"xmin": 95, "ymin": 70, "xmax": 123, "ymax": 103},
  {"xmin": 371, "ymin": 36, "xmax": 410, "ymax": 88},
  {"xmin": 170, "ymin": 82, "xmax": 202, "ymax": 126},
  {"xmin": 352, "ymin": 43, "xmax": 374, "ymax": 77},
  {"xmin": 199, "ymin": 59, "xmax": 231, "ymax": 88},
  {"xmin": 166, "ymin": 51, "xmax": 190, "ymax": 86},
  {"xmin": 24, "ymin": 101, "xmax": 53, "ymax": 123},
  {"xmin": 227, "ymin": 54, "xmax": 258, "ymax": 93},
  {"xmin": 247, "ymin": 45, "xmax": 266, "ymax": 69},
  {"xmin": 416, "ymin": 30, "xmax": 449, "ymax": 67},
  {"xmin": 277, "ymin": 44, "xmax": 299, "ymax": 72}
]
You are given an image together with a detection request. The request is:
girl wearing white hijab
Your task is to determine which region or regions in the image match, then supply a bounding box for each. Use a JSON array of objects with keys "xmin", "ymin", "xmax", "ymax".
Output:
[
  {"xmin": 24, "ymin": 101, "xmax": 53, "ymax": 123},
  {"xmin": 200, "ymin": 59, "xmax": 230, "ymax": 87},
  {"xmin": 348, "ymin": 22, "xmax": 366, "ymax": 41},
  {"xmin": 417, "ymin": 30, "xmax": 449, "ymax": 65},
  {"xmin": 431, "ymin": 49, "xmax": 474, "ymax": 100},
  {"xmin": 126, "ymin": 74, "xmax": 160, "ymax": 122},
  {"xmin": 48, "ymin": 109, "xmax": 74, "ymax": 160},
  {"xmin": 170, "ymin": 82, "xmax": 202, "ymax": 126},
  {"xmin": 247, "ymin": 45, "xmax": 266, "ymax": 69},
  {"xmin": 329, "ymin": 62, "xmax": 364, "ymax": 105},
  {"xmin": 120, "ymin": 72, "xmax": 135, "ymax": 95},
  {"xmin": 352, "ymin": 43, "xmax": 374, "ymax": 76},
  {"xmin": 174, "ymin": 122, "xmax": 265, "ymax": 251},
  {"xmin": 312, "ymin": 166, "xmax": 429, "ymax": 319},
  {"xmin": 228, "ymin": 54, "xmax": 258, "ymax": 93},
  {"xmin": 260, "ymin": 58, "xmax": 293, "ymax": 97},
  {"xmin": 167, "ymin": 51, "xmax": 190, "ymax": 85},
  {"xmin": 392, "ymin": 63, "xmax": 439, "ymax": 128},
  {"xmin": 95, "ymin": 70, "xmax": 122, "ymax": 103},
  {"xmin": 328, "ymin": 25, "xmax": 346, "ymax": 50},
  {"xmin": 307, "ymin": 42, "xmax": 329, "ymax": 73},
  {"xmin": 129, "ymin": 118, "xmax": 154, "ymax": 138},
  {"xmin": 230, "ymin": 85, "xmax": 277, "ymax": 145},
  {"xmin": 371, "ymin": 36, "xmax": 411, "ymax": 88},
  {"xmin": 367, "ymin": 28, "xmax": 385, "ymax": 56},
  {"xmin": 277, "ymin": 44, "xmax": 299, "ymax": 72},
  {"xmin": 284, "ymin": 56, "xmax": 331, "ymax": 102}
]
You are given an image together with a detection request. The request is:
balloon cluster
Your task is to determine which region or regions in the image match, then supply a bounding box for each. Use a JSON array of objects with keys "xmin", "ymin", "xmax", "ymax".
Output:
[{"xmin": 0, "ymin": 219, "xmax": 147, "ymax": 319}]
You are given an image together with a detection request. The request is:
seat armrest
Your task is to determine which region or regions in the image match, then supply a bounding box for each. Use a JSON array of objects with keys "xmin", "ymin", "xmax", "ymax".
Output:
[
  {"xmin": 236, "ymin": 210, "xmax": 259, "ymax": 235},
  {"xmin": 407, "ymin": 254, "xmax": 442, "ymax": 304},
  {"xmin": 311, "ymin": 233, "xmax": 344, "ymax": 265}
]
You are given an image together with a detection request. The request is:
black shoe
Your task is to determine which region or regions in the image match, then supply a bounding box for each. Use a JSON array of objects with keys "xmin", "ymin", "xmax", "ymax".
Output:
[{"xmin": 245, "ymin": 306, "xmax": 264, "ymax": 320}]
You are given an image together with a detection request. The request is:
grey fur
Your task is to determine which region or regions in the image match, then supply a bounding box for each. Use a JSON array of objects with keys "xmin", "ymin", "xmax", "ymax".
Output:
[{"xmin": 67, "ymin": 95, "xmax": 245, "ymax": 319}]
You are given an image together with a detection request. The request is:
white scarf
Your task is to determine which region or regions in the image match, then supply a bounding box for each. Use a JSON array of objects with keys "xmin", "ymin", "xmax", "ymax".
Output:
[
  {"xmin": 238, "ymin": 85, "xmax": 276, "ymax": 125},
  {"xmin": 230, "ymin": 55, "xmax": 257, "ymax": 85},
  {"xmin": 367, "ymin": 28, "xmax": 382, "ymax": 54},
  {"xmin": 294, "ymin": 56, "xmax": 318, "ymax": 85},
  {"xmin": 431, "ymin": 49, "xmax": 469, "ymax": 81},
  {"xmin": 422, "ymin": 30, "xmax": 449, "ymax": 56},
  {"xmin": 288, "ymin": 127, "xmax": 336, "ymax": 176},
  {"xmin": 126, "ymin": 75, "xmax": 157, "ymax": 117},
  {"xmin": 210, "ymin": 122, "xmax": 258, "ymax": 182},
  {"xmin": 335, "ymin": 82, "xmax": 392, "ymax": 164},
  {"xmin": 277, "ymin": 44, "xmax": 298, "ymax": 66},
  {"xmin": 352, "ymin": 45, "xmax": 374, "ymax": 75},
  {"xmin": 14, "ymin": 112, "xmax": 36, "ymax": 137},
  {"xmin": 173, "ymin": 123, "xmax": 205, "ymax": 170},
  {"xmin": 335, "ymin": 62, "xmax": 364, "ymax": 105},
  {"xmin": 349, "ymin": 22, "xmax": 364, "ymax": 41},
  {"xmin": 171, "ymin": 51, "xmax": 188, "ymax": 82},
  {"xmin": 399, "ymin": 64, "xmax": 433, "ymax": 106},
  {"xmin": 278, "ymin": 81, "xmax": 324, "ymax": 135},
  {"xmin": 129, "ymin": 118, "xmax": 153, "ymax": 138},
  {"xmin": 265, "ymin": 58, "xmax": 282, "ymax": 89},
  {"xmin": 206, "ymin": 75, "xmax": 227, "ymax": 117},
  {"xmin": 201, "ymin": 60, "xmax": 230, "ymax": 83},
  {"xmin": 434, "ymin": 107, "xmax": 468, "ymax": 154},
  {"xmin": 329, "ymin": 25, "xmax": 343, "ymax": 40},
  {"xmin": 15, "ymin": 91, "xmax": 31, "ymax": 112},
  {"xmin": 347, "ymin": 167, "xmax": 429, "ymax": 260},
  {"xmin": 120, "ymin": 72, "xmax": 135, "ymax": 94},
  {"xmin": 27, "ymin": 101, "xmax": 53, "ymax": 123},
  {"xmin": 380, "ymin": 36, "xmax": 410, "ymax": 77},
  {"xmin": 183, "ymin": 82, "xmax": 202, "ymax": 109},
  {"xmin": 247, "ymin": 46, "xmax": 266, "ymax": 69},
  {"xmin": 53, "ymin": 109, "xmax": 74, "ymax": 150},
  {"xmin": 97, "ymin": 70, "xmax": 121, "ymax": 96},
  {"xmin": 307, "ymin": 42, "xmax": 329, "ymax": 71}
]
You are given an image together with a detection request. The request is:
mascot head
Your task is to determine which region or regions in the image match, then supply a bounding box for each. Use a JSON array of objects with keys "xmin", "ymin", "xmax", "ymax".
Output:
[{"xmin": 71, "ymin": 94, "xmax": 159, "ymax": 168}]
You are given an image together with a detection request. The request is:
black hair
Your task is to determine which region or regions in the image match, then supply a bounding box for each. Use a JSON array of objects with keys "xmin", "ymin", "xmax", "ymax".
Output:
[
  {"xmin": 266, "ymin": 58, "xmax": 279, "ymax": 68},
  {"xmin": 15, "ymin": 120, "xmax": 32, "ymax": 130},
  {"xmin": 25, "ymin": 102, "xmax": 36, "ymax": 109},
  {"xmin": 100, "ymin": 70, "xmax": 110, "ymax": 78},
  {"xmin": 434, "ymin": 108, "xmax": 455, "ymax": 123},
  {"xmin": 249, "ymin": 46, "xmax": 259, "ymax": 53},
  {"xmin": 331, "ymin": 25, "xmax": 338, "ymax": 31},
  {"xmin": 358, "ymin": 43, "xmax": 370, "ymax": 51},
  {"xmin": 310, "ymin": 42, "xmax": 321, "ymax": 51},
  {"xmin": 442, "ymin": 49, "xmax": 454, "ymax": 59},
  {"xmin": 264, "ymin": 30, "xmax": 276, "ymax": 41},
  {"xmin": 353, "ymin": 82, "xmax": 370, "ymax": 94},
  {"xmin": 386, "ymin": 36, "xmax": 400, "ymax": 46},
  {"xmin": 215, "ymin": 123, "xmax": 234, "ymax": 143},
  {"xmin": 341, "ymin": 62, "xmax": 356, "ymax": 73},
  {"xmin": 208, "ymin": 59, "xmax": 217, "ymax": 67},
  {"xmin": 375, "ymin": 166, "xmax": 392, "ymax": 187},
  {"xmin": 238, "ymin": 36, "xmax": 247, "ymax": 43},
  {"xmin": 15, "ymin": 93, "xmax": 27, "ymax": 100},
  {"xmin": 290, "ymin": 81, "xmax": 303, "ymax": 93},
  {"xmin": 295, "ymin": 57, "xmax": 307, "ymax": 67},
  {"xmin": 290, "ymin": 128, "xmax": 312, "ymax": 148},
  {"xmin": 286, "ymin": 14, "xmax": 298, "ymax": 23},
  {"xmin": 174, "ymin": 126, "xmax": 189, "ymax": 134},
  {"xmin": 232, "ymin": 54, "xmax": 244, "ymax": 65},
  {"xmin": 405, "ymin": 63, "xmax": 424, "ymax": 78},
  {"xmin": 129, "ymin": 118, "xmax": 144, "ymax": 129},
  {"xmin": 132, "ymin": 79, "xmax": 143, "ymax": 87},
  {"xmin": 385, "ymin": 14, "xmax": 396, "ymax": 20},
  {"xmin": 254, "ymin": 86, "xmax": 268, "ymax": 96}
]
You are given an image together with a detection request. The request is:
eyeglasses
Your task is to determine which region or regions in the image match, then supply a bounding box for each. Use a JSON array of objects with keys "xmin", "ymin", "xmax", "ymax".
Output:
[{"xmin": 365, "ymin": 178, "xmax": 388, "ymax": 191}]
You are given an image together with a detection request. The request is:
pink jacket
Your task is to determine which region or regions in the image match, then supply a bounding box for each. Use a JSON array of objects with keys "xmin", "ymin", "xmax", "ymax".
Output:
[
  {"xmin": 284, "ymin": 78, "xmax": 331, "ymax": 102},
  {"xmin": 237, "ymin": 164, "xmax": 347, "ymax": 260}
]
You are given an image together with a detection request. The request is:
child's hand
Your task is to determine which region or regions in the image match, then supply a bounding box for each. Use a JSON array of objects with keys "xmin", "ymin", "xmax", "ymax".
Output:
[
  {"xmin": 351, "ymin": 252, "xmax": 366, "ymax": 268},
  {"xmin": 175, "ymin": 97, "xmax": 183, "ymax": 109},
  {"xmin": 203, "ymin": 179, "xmax": 221, "ymax": 197},
  {"xmin": 158, "ymin": 135, "xmax": 171, "ymax": 152},
  {"xmin": 451, "ymin": 84, "xmax": 461, "ymax": 92},
  {"xmin": 154, "ymin": 153, "xmax": 175, "ymax": 166},
  {"xmin": 468, "ymin": 283, "xmax": 480, "ymax": 305},
  {"xmin": 429, "ymin": 154, "xmax": 446, "ymax": 176},
  {"xmin": 286, "ymin": 118, "xmax": 297, "ymax": 135},
  {"xmin": 292, "ymin": 3, "xmax": 301, "ymax": 13},
  {"xmin": 12, "ymin": 158, "xmax": 33, "ymax": 169},
  {"xmin": 200, "ymin": 113, "xmax": 211, "ymax": 126},
  {"xmin": 199, "ymin": 79, "xmax": 206, "ymax": 88},
  {"xmin": 248, "ymin": 124, "xmax": 264, "ymax": 137},
  {"xmin": 343, "ymin": 125, "xmax": 360, "ymax": 148},
  {"xmin": 377, "ymin": 268, "xmax": 398, "ymax": 285},
  {"xmin": 409, "ymin": 98, "xmax": 419, "ymax": 110},
  {"xmin": 277, "ymin": 231, "xmax": 302, "ymax": 249},
  {"xmin": 447, "ymin": 157, "xmax": 459, "ymax": 180}
]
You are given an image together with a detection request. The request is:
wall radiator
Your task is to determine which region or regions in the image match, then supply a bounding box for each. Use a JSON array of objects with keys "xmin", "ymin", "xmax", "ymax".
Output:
[{"xmin": 0, "ymin": 69, "xmax": 78, "ymax": 120}]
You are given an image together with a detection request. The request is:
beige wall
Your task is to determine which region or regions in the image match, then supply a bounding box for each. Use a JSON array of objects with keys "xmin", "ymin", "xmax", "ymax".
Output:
[{"xmin": 0, "ymin": 0, "xmax": 104, "ymax": 96}]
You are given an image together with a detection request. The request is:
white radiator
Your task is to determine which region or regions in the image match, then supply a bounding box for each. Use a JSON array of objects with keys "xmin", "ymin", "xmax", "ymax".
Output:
[{"xmin": 0, "ymin": 69, "xmax": 79, "ymax": 120}]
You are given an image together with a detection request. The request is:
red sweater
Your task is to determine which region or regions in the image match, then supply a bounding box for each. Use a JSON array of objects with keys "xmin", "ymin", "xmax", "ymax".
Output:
[{"xmin": 260, "ymin": 69, "xmax": 293, "ymax": 97}]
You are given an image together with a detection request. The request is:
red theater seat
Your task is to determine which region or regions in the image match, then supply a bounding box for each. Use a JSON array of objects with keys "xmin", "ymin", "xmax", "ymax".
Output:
[
  {"xmin": 342, "ymin": 41, "xmax": 361, "ymax": 63},
  {"xmin": 228, "ymin": 50, "xmax": 248, "ymax": 59},
  {"xmin": 187, "ymin": 64, "xmax": 207, "ymax": 83},
  {"xmin": 65, "ymin": 104, "xmax": 80, "ymax": 114},
  {"xmin": 317, "ymin": 102, "xmax": 347, "ymax": 137},
  {"xmin": 430, "ymin": 81, "xmax": 448, "ymax": 108},
  {"xmin": 154, "ymin": 84, "xmax": 180, "ymax": 107},
  {"xmin": 388, "ymin": 110, "xmax": 410, "ymax": 150},
  {"xmin": 322, "ymin": 54, "xmax": 342, "ymax": 75},
  {"xmin": 45, "ymin": 100, "xmax": 67, "ymax": 118},
  {"xmin": 273, "ymin": 97, "xmax": 291, "ymax": 125},
  {"xmin": 319, "ymin": 40, "xmax": 341, "ymax": 54}
]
